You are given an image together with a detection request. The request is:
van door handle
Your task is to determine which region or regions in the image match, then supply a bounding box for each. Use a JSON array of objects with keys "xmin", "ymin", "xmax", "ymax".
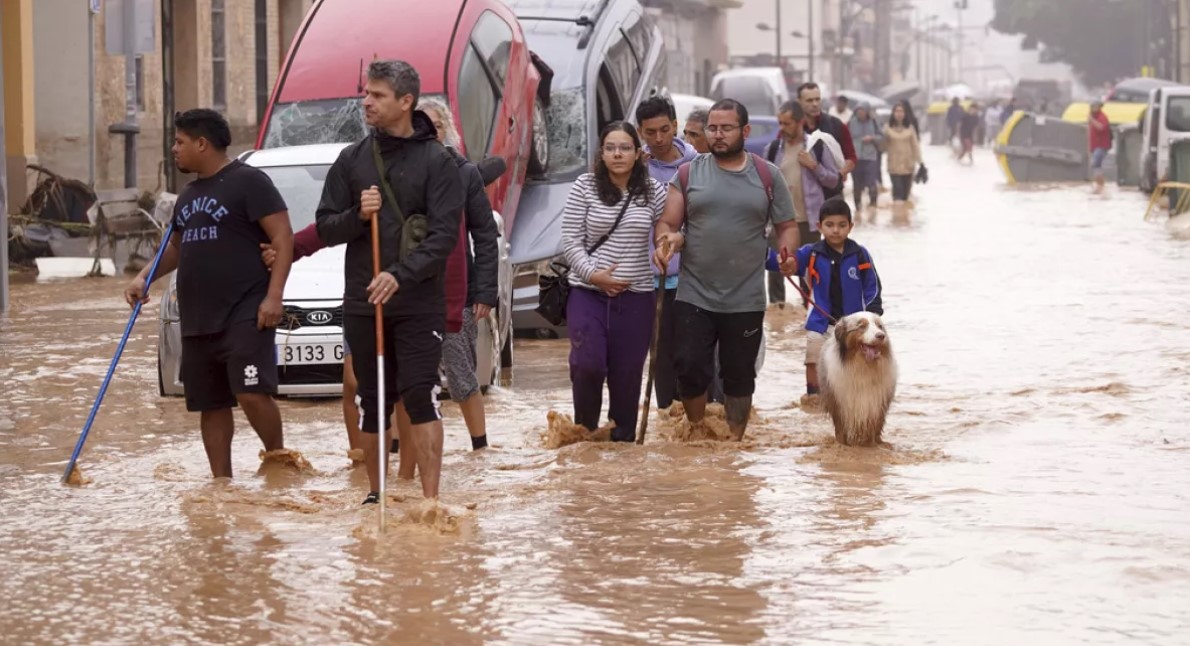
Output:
[{"xmin": 508, "ymin": 117, "xmax": 516, "ymax": 133}]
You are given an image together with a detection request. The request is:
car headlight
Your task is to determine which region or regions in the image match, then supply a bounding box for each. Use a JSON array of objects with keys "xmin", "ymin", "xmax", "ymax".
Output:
[{"xmin": 162, "ymin": 284, "xmax": 180, "ymax": 321}]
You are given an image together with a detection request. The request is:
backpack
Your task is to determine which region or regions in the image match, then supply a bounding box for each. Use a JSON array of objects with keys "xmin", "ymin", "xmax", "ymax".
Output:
[
  {"xmin": 806, "ymin": 245, "xmax": 883, "ymax": 316},
  {"xmin": 676, "ymin": 152, "xmax": 775, "ymax": 219},
  {"xmin": 768, "ymin": 136, "xmax": 842, "ymax": 201}
]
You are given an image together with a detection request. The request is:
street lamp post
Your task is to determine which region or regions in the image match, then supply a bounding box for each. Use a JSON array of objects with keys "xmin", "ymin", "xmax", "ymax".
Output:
[
  {"xmin": 776, "ymin": 0, "xmax": 782, "ymax": 71},
  {"xmin": 808, "ymin": 0, "xmax": 814, "ymax": 80}
]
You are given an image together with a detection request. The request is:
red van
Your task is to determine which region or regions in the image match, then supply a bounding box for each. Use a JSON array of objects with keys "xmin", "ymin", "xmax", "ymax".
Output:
[{"xmin": 256, "ymin": 0, "xmax": 549, "ymax": 230}]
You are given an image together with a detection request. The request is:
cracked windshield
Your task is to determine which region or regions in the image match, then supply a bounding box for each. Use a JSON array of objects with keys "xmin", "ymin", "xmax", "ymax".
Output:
[{"xmin": 3, "ymin": 0, "xmax": 1190, "ymax": 644}]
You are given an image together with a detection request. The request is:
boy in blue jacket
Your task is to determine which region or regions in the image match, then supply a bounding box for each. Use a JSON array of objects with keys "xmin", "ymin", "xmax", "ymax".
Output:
[{"xmin": 766, "ymin": 197, "xmax": 882, "ymax": 401}]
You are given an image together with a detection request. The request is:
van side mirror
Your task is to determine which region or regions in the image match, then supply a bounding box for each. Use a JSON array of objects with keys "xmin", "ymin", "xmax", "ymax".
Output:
[{"xmin": 478, "ymin": 156, "xmax": 508, "ymax": 186}]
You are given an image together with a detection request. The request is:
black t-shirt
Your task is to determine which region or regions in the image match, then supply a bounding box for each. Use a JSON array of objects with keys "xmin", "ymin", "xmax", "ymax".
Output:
[{"xmin": 171, "ymin": 160, "xmax": 287, "ymax": 337}]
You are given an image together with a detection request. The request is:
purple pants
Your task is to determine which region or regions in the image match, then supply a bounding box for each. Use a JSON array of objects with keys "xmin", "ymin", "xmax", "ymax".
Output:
[{"xmin": 567, "ymin": 286, "xmax": 656, "ymax": 441}]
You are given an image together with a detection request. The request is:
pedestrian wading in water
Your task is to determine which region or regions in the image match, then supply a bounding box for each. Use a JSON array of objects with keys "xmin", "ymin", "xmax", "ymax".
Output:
[
  {"xmin": 884, "ymin": 103, "xmax": 923, "ymax": 213},
  {"xmin": 125, "ymin": 109, "xmax": 295, "ymax": 478},
  {"xmin": 315, "ymin": 59, "xmax": 463, "ymax": 504},
  {"xmin": 655, "ymin": 99, "xmax": 802, "ymax": 441},
  {"xmin": 561, "ymin": 121, "xmax": 668, "ymax": 442}
]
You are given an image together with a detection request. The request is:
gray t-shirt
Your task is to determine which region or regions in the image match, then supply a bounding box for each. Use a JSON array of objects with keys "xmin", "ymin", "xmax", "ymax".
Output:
[{"xmin": 669, "ymin": 154, "xmax": 798, "ymax": 313}]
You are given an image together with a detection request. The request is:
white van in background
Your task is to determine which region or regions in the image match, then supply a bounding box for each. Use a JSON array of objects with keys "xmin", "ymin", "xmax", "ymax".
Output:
[
  {"xmin": 1139, "ymin": 85, "xmax": 1190, "ymax": 193},
  {"xmin": 670, "ymin": 93, "xmax": 714, "ymax": 136},
  {"xmin": 709, "ymin": 67, "xmax": 790, "ymax": 118}
]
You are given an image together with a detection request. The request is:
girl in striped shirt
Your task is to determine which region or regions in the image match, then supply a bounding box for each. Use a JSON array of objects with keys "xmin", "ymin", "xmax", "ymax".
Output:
[{"xmin": 562, "ymin": 121, "xmax": 667, "ymax": 442}]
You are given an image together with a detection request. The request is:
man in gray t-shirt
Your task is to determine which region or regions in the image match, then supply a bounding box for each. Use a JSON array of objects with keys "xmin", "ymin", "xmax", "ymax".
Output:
[{"xmin": 655, "ymin": 99, "xmax": 800, "ymax": 441}]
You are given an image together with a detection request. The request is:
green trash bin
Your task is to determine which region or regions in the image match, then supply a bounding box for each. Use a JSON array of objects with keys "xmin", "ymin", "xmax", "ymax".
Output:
[
  {"xmin": 1167, "ymin": 139, "xmax": 1190, "ymax": 214},
  {"xmin": 1114, "ymin": 124, "xmax": 1140, "ymax": 187}
]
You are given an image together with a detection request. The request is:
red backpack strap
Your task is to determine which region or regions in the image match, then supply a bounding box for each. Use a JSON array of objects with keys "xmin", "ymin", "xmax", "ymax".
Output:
[
  {"xmin": 677, "ymin": 161, "xmax": 692, "ymax": 218},
  {"xmin": 750, "ymin": 153, "xmax": 775, "ymax": 216}
]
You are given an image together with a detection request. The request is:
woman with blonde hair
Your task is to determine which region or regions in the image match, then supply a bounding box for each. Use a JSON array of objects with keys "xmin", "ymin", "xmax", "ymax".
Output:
[{"xmin": 394, "ymin": 98, "xmax": 501, "ymax": 478}]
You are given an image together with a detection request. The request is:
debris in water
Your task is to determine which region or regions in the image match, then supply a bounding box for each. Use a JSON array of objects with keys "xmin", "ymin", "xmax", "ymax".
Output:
[
  {"xmin": 655, "ymin": 403, "xmax": 762, "ymax": 443},
  {"xmin": 347, "ymin": 448, "xmax": 365, "ymax": 463},
  {"xmin": 258, "ymin": 448, "xmax": 317, "ymax": 474},
  {"xmin": 799, "ymin": 393, "xmax": 824, "ymax": 413},
  {"xmin": 64, "ymin": 466, "xmax": 92, "ymax": 486},
  {"xmin": 153, "ymin": 463, "xmax": 187, "ymax": 482},
  {"xmin": 541, "ymin": 411, "xmax": 613, "ymax": 449},
  {"xmin": 798, "ymin": 439, "xmax": 947, "ymax": 465},
  {"xmin": 353, "ymin": 498, "xmax": 474, "ymax": 538}
]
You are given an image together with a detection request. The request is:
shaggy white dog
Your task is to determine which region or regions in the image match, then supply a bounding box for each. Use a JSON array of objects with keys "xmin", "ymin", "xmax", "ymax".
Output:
[{"xmin": 819, "ymin": 312, "xmax": 898, "ymax": 446}]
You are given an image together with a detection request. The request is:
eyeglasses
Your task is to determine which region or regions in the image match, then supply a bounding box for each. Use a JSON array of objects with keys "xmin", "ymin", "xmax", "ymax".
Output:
[
  {"xmin": 601, "ymin": 143, "xmax": 637, "ymax": 155},
  {"xmin": 705, "ymin": 125, "xmax": 740, "ymax": 135}
]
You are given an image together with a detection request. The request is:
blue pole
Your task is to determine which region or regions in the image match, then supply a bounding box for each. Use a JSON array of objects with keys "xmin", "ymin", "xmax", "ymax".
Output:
[{"xmin": 62, "ymin": 222, "xmax": 175, "ymax": 483}]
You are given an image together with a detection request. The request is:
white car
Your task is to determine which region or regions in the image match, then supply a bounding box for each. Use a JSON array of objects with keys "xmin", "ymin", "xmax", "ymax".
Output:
[
  {"xmin": 157, "ymin": 143, "xmax": 514, "ymax": 398},
  {"xmin": 670, "ymin": 92, "xmax": 714, "ymax": 136}
]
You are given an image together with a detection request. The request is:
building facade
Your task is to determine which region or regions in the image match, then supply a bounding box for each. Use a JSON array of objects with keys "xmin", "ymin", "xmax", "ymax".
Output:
[
  {"xmin": 2, "ymin": 0, "xmax": 313, "ymax": 213},
  {"xmin": 644, "ymin": 0, "xmax": 738, "ymax": 98}
]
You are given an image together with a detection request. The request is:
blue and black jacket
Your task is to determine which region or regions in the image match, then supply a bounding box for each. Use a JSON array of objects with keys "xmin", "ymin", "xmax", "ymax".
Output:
[{"xmin": 765, "ymin": 239, "xmax": 883, "ymax": 333}]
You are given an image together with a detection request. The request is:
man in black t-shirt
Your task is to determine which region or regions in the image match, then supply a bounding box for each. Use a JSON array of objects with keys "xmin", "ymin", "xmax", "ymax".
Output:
[{"xmin": 125, "ymin": 109, "xmax": 295, "ymax": 478}]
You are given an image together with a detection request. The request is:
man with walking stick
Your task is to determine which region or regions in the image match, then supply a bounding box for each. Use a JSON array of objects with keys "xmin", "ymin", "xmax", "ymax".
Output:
[
  {"xmin": 124, "ymin": 109, "xmax": 294, "ymax": 478},
  {"xmin": 316, "ymin": 60, "xmax": 463, "ymax": 505}
]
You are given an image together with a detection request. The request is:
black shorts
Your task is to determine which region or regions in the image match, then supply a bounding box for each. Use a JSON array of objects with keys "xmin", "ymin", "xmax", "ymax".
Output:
[
  {"xmin": 673, "ymin": 301, "xmax": 765, "ymax": 399},
  {"xmin": 181, "ymin": 320, "xmax": 278, "ymax": 412},
  {"xmin": 344, "ymin": 312, "xmax": 444, "ymax": 430}
]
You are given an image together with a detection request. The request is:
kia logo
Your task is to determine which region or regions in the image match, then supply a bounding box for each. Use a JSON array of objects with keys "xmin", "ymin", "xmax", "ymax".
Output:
[{"xmin": 306, "ymin": 310, "xmax": 333, "ymax": 325}]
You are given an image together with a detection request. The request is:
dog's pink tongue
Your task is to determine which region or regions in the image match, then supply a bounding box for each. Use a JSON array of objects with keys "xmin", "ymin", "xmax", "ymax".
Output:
[{"xmin": 862, "ymin": 345, "xmax": 881, "ymax": 361}]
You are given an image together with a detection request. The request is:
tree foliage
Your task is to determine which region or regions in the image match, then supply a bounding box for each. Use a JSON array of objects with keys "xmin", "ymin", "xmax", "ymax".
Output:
[{"xmin": 991, "ymin": 0, "xmax": 1172, "ymax": 86}]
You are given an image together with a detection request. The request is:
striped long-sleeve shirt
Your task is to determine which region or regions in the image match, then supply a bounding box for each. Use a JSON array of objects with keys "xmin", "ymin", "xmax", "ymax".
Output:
[{"xmin": 561, "ymin": 173, "xmax": 667, "ymax": 293}]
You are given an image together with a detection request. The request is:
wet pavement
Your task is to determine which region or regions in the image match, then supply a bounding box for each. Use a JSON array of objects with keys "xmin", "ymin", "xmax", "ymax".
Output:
[{"xmin": 3, "ymin": 148, "xmax": 1190, "ymax": 644}]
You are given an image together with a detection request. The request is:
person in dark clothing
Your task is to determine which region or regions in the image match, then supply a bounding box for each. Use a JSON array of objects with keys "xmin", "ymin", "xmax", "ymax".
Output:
[
  {"xmin": 958, "ymin": 103, "xmax": 981, "ymax": 165},
  {"xmin": 124, "ymin": 109, "xmax": 295, "ymax": 479},
  {"xmin": 315, "ymin": 59, "xmax": 463, "ymax": 504},
  {"xmin": 797, "ymin": 82, "xmax": 857, "ymax": 199},
  {"xmin": 418, "ymin": 98, "xmax": 499, "ymax": 452},
  {"xmin": 946, "ymin": 98, "xmax": 965, "ymax": 148}
]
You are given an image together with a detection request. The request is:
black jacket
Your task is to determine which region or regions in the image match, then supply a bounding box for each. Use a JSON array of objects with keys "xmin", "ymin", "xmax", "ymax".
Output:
[
  {"xmin": 316, "ymin": 111, "xmax": 463, "ymax": 317},
  {"xmin": 447, "ymin": 147, "xmax": 500, "ymax": 308}
]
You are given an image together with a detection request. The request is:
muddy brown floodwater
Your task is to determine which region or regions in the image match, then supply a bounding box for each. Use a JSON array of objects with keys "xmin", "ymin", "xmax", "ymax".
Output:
[{"xmin": 3, "ymin": 148, "xmax": 1190, "ymax": 645}]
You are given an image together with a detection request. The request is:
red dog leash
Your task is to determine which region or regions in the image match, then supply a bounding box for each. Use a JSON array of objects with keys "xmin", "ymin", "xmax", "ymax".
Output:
[{"xmin": 780, "ymin": 247, "xmax": 839, "ymax": 326}]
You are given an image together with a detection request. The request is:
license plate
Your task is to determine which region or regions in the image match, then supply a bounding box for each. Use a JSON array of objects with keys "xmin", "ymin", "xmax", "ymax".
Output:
[{"xmin": 277, "ymin": 342, "xmax": 344, "ymax": 366}]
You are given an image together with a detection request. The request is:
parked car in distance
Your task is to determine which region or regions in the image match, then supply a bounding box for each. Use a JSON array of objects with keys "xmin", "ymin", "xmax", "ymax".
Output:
[
  {"xmin": 505, "ymin": 0, "xmax": 667, "ymax": 336},
  {"xmin": 744, "ymin": 115, "xmax": 780, "ymax": 157},
  {"xmin": 157, "ymin": 144, "xmax": 514, "ymax": 398},
  {"xmin": 710, "ymin": 67, "xmax": 790, "ymax": 118},
  {"xmin": 256, "ymin": 0, "xmax": 545, "ymax": 238}
]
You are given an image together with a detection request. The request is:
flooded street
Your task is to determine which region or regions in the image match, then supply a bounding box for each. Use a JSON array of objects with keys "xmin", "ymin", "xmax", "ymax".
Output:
[{"xmin": 3, "ymin": 147, "xmax": 1190, "ymax": 644}]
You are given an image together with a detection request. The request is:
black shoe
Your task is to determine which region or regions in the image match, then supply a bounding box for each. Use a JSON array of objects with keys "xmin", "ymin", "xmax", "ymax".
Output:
[{"xmin": 362, "ymin": 491, "xmax": 380, "ymax": 505}]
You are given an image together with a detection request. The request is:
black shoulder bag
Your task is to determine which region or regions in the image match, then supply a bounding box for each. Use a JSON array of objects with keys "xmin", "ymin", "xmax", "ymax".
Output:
[
  {"xmin": 535, "ymin": 195, "xmax": 633, "ymax": 326},
  {"xmin": 371, "ymin": 138, "xmax": 428, "ymax": 263}
]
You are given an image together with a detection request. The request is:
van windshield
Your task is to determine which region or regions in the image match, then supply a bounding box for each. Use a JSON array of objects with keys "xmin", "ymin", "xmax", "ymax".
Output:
[
  {"xmin": 262, "ymin": 94, "xmax": 447, "ymax": 148},
  {"xmin": 714, "ymin": 77, "xmax": 777, "ymax": 117},
  {"xmin": 541, "ymin": 87, "xmax": 588, "ymax": 179},
  {"xmin": 1166, "ymin": 96, "xmax": 1190, "ymax": 132}
]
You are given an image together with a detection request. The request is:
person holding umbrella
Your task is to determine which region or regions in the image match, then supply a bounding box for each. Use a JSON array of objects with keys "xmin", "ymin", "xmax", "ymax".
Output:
[{"xmin": 315, "ymin": 60, "xmax": 463, "ymax": 505}]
